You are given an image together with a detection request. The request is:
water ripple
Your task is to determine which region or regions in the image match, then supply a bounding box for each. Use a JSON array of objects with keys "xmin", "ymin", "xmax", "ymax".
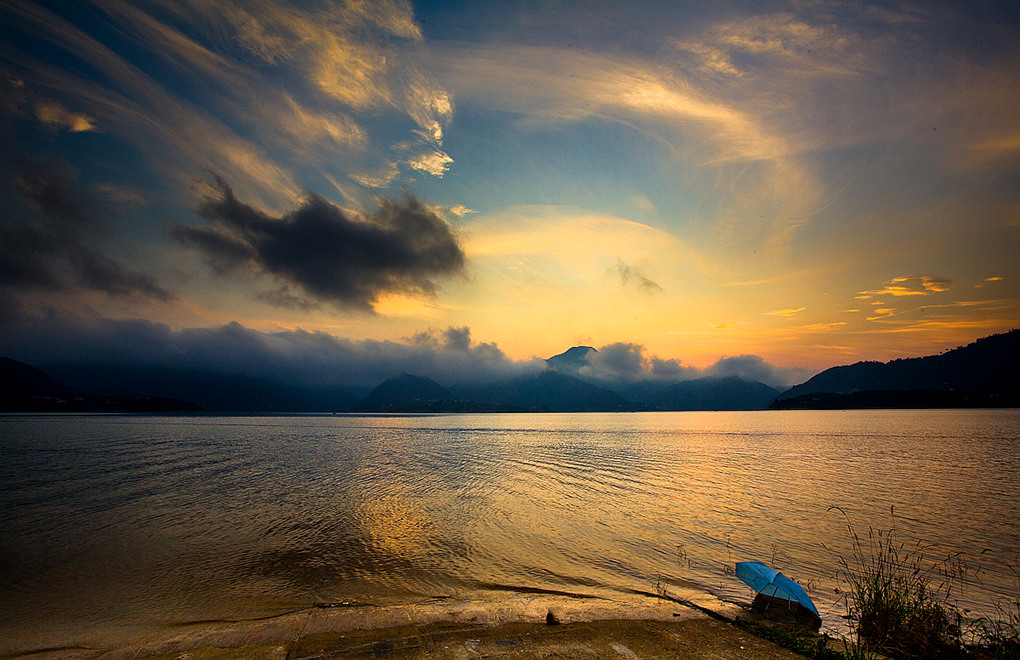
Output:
[{"xmin": 1, "ymin": 410, "xmax": 1018, "ymax": 652}]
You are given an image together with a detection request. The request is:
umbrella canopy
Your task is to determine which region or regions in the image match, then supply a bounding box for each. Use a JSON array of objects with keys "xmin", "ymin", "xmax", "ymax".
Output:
[{"xmin": 735, "ymin": 561, "xmax": 821, "ymax": 620}]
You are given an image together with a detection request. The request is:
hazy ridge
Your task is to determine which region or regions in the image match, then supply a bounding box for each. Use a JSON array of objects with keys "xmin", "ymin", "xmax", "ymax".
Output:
[{"xmin": 3, "ymin": 329, "xmax": 1017, "ymax": 412}]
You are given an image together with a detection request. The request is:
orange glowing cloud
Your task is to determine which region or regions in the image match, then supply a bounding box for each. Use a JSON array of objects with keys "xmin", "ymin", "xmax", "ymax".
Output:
[{"xmin": 856, "ymin": 275, "xmax": 951, "ymax": 300}]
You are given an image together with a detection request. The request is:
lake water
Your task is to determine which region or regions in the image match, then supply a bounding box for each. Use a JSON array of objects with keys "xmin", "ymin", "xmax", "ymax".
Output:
[{"xmin": 2, "ymin": 410, "xmax": 1018, "ymax": 654}]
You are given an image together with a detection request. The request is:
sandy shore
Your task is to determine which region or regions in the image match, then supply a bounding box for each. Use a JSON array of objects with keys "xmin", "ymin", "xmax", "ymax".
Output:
[
  {"xmin": 137, "ymin": 617, "xmax": 809, "ymax": 659},
  {"xmin": 5, "ymin": 586, "xmax": 812, "ymax": 659}
]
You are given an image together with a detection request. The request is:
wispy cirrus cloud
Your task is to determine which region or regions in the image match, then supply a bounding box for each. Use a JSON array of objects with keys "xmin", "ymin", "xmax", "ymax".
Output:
[
  {"xmin": 2, "ymin": 0, "xmax": 300, "ymax": 204},
  {"xmin": 431, "ymin": 44, "xmax": 784, "ymax": 161},
  {"xmin": 676, "ymin": 12, "xmax": 874, "ymax": 80},
  {"xmin": 764, "ymin": 307, "xmax": 806, "ymax": 317},
  {"xmin": 3, "ymin": 0, "xmax": 454, "ymax": 208},
  {"xmin": 427, "ymin": 36, "xmax": 828, "ymax": 249},
  {"xmin": 349, "ymin": 164, "xmax": 400, "ymax": 190},
  {"xmin": 918, "ymin": 299, "xmax": 1014, "ymax": 314}
]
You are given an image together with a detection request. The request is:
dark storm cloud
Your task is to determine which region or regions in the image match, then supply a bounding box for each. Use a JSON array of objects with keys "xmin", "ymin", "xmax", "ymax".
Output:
[
  {"xmin": 585, "ymin": 342, "xmax": 648, "ymax": 380},
  {"xmin": 0, "ymin": 308, "xmax": 812, "ymax": 391},
  {"xmin": 0, "ymin": 155, "xmax": 173, "ymax": 301},
  {"xmin": 704, "ymin": 354, "xmax": 811, "ymax": 390},
  {"xmin": 172, "ymin": 177, "xmax": 465, "ymax": 310},
  {"xmin": 648, "ymin": 357, "xmax": 691, "ymax": 379},
  {"xmin": 408, "ymin": 326, "xmax": 509, "ymax": 368},
  {"xmin": 0, "ymin": 314, "xmax": 537, "ymax": 388},
  {"xmin": 411, "ymin": 325, "xmax": 473, "ymax": 351},
  {"xmin": 575, "ymin": 342, "xmax": 805, "ymax": 388},
  {"xmin": 580, "ymin": 342, "xmax": 697, "ymax": 383}
]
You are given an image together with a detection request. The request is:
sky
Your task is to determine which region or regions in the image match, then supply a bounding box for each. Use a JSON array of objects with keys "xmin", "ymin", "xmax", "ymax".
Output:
[{"xmin": 1, "ymin": 0, "xmax": 1018, "ymax": 388}]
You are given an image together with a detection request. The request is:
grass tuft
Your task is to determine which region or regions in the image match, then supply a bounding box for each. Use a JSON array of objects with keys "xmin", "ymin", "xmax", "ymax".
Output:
[
  {"xmin": 735, "ymin": 618, "xmax": 845, "ymax": 659},
  {"xmin": 666, "ymin": 513, "xmax": 1018, "ymax": 659},
  {"xmin": 829, "ymin": 506, "xmax": 966, "ymax": 659},
  {"xmin": 971, "ymin": 559, "xmax": 1020, "ymax": 659}
]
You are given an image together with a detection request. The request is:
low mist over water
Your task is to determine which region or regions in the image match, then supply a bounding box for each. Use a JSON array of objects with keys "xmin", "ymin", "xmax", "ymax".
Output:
[{"xmin": 2, "ymin": 410, "xmax": 1018, "ymax": 653}]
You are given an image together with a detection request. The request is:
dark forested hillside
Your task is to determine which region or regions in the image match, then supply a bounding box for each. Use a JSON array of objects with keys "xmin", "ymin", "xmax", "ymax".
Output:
[{"xmin": 773, "ymin": 329, "xmax": 1019, "ymax": 408}]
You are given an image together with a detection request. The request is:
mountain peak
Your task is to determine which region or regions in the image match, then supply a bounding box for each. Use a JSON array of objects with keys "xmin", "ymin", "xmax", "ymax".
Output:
[
  {"xmin": 358, "ymin": 373, "xmax": 451, "ymax": 412},
  {"xmin": 546, "ymin": 346, "xmax": 597, "ymax": 371},
  {"xmin": 0, "ymin": 357, "xmax": 76, "ymax": 397}
]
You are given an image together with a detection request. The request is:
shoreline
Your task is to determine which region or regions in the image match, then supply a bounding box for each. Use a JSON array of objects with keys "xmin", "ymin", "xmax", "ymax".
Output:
[{"xmin": 4, "ymin": 587, "xmax": 799, "ymax": 659}]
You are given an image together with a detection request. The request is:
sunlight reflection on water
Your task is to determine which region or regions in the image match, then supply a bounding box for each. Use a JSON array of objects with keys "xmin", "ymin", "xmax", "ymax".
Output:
[{"xmin": 1, "ymin": 410, "xmax": 1018, "ymax": 652}]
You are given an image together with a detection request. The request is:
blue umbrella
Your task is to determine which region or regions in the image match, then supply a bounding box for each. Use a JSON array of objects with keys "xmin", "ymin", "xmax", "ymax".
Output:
[{"xmin": 735, "ymin": 561, "xmax": 821, "ymax": 621}]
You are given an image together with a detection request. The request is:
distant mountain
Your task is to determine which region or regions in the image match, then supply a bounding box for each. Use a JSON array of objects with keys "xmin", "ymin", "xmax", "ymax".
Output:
[
  {"xmin": 356, "ymin": 373, "xmax": 506, "ymax": 412},
  {"xmin": 44, "ymin": 363, "xmax": 363, "ymax": 412},
  {"xmin": 19, "ymin": 330, "xmax": 1011, "ymax": 413},
  {"xmin": 358, "ymin": 373, "xmax": 451, "ymax": 410},
  {"xmin": 546, "ymin": 346, "xmax": 596, "ymax": 372},
  {"xmin": 454, "ymin": 370, "xmax": 639, "ymax": 412},
  {"xmin": 365, "ymin": 370, "xmax": 777, "ymax": 413},
  {"xmin": 544, "ymin": 346, "xmax": 781, "ymax": 410},
  {"xmin": 646, "ymin": 376, "xmax": 781, "ymax": 411},
  {"xmin": 615, "ymin": 380, "xmax": 675, "ymax": 405},
  {"xmin": 0, "ymin": 357, "xmax": 75, "ymax": 398},
  {"xmin": 1, "ymin": 357, "xmax": 201, "ymax": 412},
  {"xmin": 774, "ymin": 329, "xmax": 1020, "ymax": 409}
]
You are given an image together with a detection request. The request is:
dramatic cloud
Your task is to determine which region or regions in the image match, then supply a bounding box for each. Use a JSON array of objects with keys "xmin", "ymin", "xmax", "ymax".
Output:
[
  {"xmin": 405, "ymin": 326, "xmax": 514, "ymax": 374},
  {"xmin": 2, "ymin": 309, "xmax": 817, "ymax": 394},
  {"xmin": 172, "ymin": 177, "xmax": 465, "ymax": 310},
  {"xmin": 412, "ymin": 325, "xmax": 472, "ymax": 351},
  {"xmin": 1, "ymin": 156, "xmax": 172, "ymax": 301}
]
